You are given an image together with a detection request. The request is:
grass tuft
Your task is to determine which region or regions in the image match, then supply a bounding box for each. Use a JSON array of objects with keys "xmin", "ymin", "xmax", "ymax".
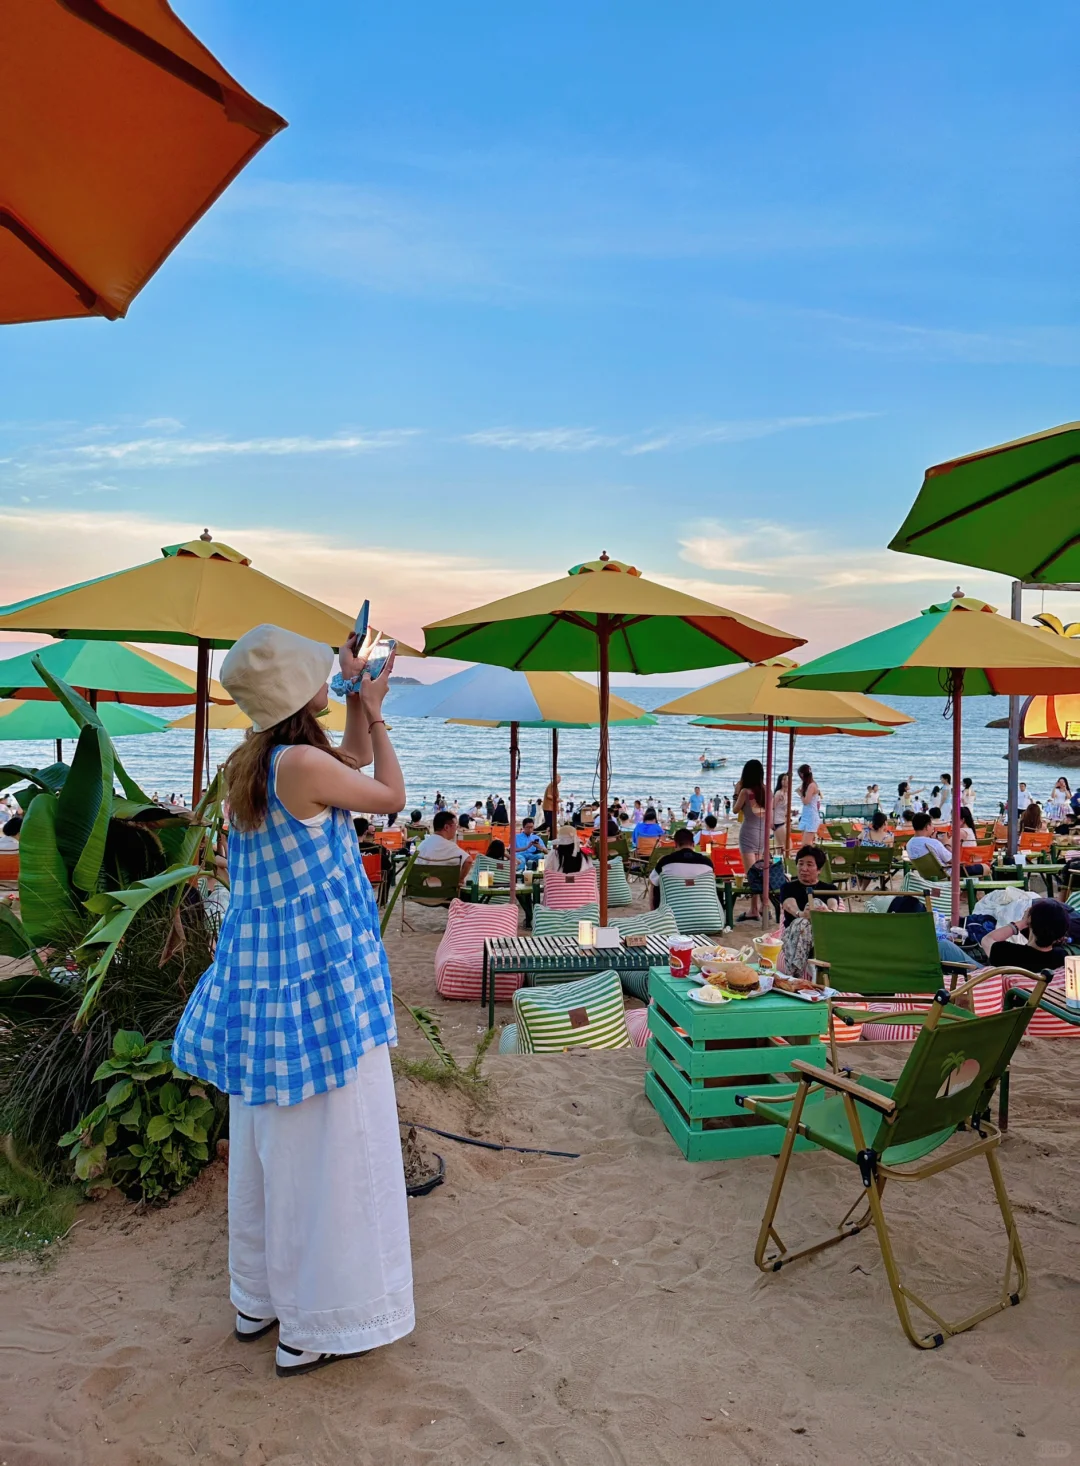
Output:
[{"xmin": 0, "ymin": 1140, "xmax": 80, "ymax": 1260}]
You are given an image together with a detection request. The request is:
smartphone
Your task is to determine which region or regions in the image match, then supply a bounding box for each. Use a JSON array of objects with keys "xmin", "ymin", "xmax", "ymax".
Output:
[
  {"xmin": 365, "ymin": 635, "xmax": 396, "ymax": 681},
  {"xmin": 353, "ymin": 600, "xmax": 370, "ymax": 645}
]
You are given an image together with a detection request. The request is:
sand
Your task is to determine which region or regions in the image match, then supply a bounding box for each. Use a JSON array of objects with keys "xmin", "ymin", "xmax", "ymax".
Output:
[{"xmin": 3, "ymin": 897, "xmax": 1080, "ymax": 1465}]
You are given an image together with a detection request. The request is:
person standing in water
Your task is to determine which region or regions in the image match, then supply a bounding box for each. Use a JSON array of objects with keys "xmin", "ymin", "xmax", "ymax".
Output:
[{"xmin": 173, "ymin": 624, "xmax": 413, "ymax": 1378}]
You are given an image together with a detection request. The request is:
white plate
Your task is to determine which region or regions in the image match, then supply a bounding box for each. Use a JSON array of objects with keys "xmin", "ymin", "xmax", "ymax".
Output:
[{"xmin": 686, "ymin": 986, "xmax": 731, "ymax": 1005}]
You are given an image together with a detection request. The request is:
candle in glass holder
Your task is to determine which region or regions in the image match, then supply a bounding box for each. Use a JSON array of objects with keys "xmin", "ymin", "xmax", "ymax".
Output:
[
  {"xmin": 478, "ymin": 870, "xmax": 492, "ymax": 889},
  {"xmin": 578, "ymin": 920, "xmax": 595, "ymax": 946},
  {"xmin": 1066, "ymin": 955, "xmax": 1080, "ymax": 1011}
]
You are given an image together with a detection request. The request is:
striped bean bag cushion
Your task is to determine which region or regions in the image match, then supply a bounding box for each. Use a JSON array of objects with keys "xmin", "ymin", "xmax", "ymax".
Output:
[
  {"xmin": 499, "ymin": 1005, "xmax": 649, "ymax": 1053},
  {"xmin": 1004, "ymin": 972, "xmax": 1080, "ymax": 1038},
  {"xmin": 860, "ymin": 975, "xmax": 1005, "ymax": 1041},
  {"xmin": 900, "ymin": 868, "xmax": 952, "ymax": 918},
  {"xmin": 434, "ymin": 898, "xmax": 521, "ymax": 1002},
  {"xmin": 607, "ymin": 857, "xmax": 633, "ymax": 908},
  {"xmin": 658, "ymin": 870, "xmax": 726, "ymax": 934},
  {"xmin": 532, "ymin": 902, "xmax": 600, "ymax": 936},
  {"xmin": 513, "ymin": 969, "xmax": 631, "ymax": 1052},
  {"xmin": 609, "ymin": 905, "xmax": 678, "ymax": 937},
  {"xmin": 542, "ymin": 867, "xmax": 600, "ymax": 910}
]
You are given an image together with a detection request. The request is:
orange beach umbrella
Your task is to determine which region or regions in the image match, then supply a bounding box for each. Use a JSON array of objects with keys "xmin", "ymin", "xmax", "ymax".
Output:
[{"xmin": 1, "ymin": 0, "xmax": 286, "ymax": 324}]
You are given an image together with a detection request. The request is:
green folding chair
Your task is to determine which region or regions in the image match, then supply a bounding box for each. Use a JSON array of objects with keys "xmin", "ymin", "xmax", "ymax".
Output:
[
  {"xmin": 851, "ymin": 845, "xmax": 895, "ymax": 890},
  {"xmin": 398, "ymin": 862, "xmax": 463, "ymax": 932},
  {"xmin": 737, "ymin": 970, "xmax": 1050, "ymax": 1349}
]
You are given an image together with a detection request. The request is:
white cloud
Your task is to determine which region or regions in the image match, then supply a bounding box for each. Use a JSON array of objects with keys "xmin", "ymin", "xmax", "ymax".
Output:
[
  {"xmin": 459, "ymin": 426, "xmax": 623, "ymax": 452},
  {"xmin": 63, "ymin": 431, "xmax": 420, "ymax": 467},
  {"xmin": 462, "ymin": 413, "xmax": 877, "ymax": 456}
]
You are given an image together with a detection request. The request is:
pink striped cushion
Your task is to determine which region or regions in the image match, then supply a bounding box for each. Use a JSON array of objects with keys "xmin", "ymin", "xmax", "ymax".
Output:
[
  {"xmin": 860, "ymin": 975, "xmax": 1005, "ymax": 1040},
  {"xmin": 625, "ymin": 1006, "xmax": 650, "ymax": 1048},
  {"xmin": 542, "ymin": 867, "xmax": 600, "ymax": 910},
  {"xmin": 1005, "ymin": 972, "xmax": 1080, "ymax": 1038},
  {"xmin": 434, "ymin": 899, "xmax": 520, "ymax": 1001},
  {"xmin": 830, "ymin": 1006, "xmax": 868, "ymax": 1043}
]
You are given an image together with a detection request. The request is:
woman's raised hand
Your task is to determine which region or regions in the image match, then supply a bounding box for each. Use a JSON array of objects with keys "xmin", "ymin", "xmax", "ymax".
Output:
[
  {"xmin": 339, "ymin": 631, "xmax": 368, "ymax": 683},
  {"xmin": 361, "ymin": 649, "xmax": 397, "ymax": 722}
]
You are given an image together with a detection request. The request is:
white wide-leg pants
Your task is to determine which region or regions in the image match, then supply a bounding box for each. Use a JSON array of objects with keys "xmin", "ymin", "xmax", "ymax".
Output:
[{"xmin": 228, "ymin": 1042, "xmax": 415, "ymax": 1354}]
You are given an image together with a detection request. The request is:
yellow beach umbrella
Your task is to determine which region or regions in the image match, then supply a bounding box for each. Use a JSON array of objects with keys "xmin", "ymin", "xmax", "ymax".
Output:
[
  {"xmin": 424, "ymin": 553, "xmax": 803, "ymax": 920},
  {"xmin": 656, "ymin": 659, "xmax": 912, "ymax": 922},
  {"xmin": 0, "ymin": 531, "xmax": 417, "ymax": 801},
  {"xmin": 169, "ymin": 700, "xmax": 348, "ymax": 732}
]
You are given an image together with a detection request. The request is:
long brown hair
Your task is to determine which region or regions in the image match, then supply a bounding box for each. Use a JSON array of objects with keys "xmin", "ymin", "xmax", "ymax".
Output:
[{"xmin": 225, "ymin": 706, "xmax": 355, "ymax": 831}]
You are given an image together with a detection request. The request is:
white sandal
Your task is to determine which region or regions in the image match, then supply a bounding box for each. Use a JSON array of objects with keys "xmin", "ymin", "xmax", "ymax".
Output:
[
  {"xmin": 234, "ymin": 1311, "xmax": 277, "ymax": 1342},
  {"xmin": 275, "ymin": 1342, "xmax": 368, "ymax": 1378}
]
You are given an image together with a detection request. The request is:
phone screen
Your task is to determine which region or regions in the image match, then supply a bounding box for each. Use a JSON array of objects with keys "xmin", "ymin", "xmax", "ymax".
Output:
[
  {"xmin": 353, "ymin": 600, "xmax": 370, "ymax": 642},
  {"xmin": 365, "ymin": 636, "xmax": 396, "ymax": 680}
]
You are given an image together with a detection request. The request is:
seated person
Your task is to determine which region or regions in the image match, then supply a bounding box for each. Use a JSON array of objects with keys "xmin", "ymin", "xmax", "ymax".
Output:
[
  {"xmin": 1021, "ymin": 802, "xmax": 1045, "ymax": 835},
  {"xmin": 859, "ymin": 810, "xmax": 893, "ymax": 846},
  {"xmin": 695, "ymin": 812, "xmax": 720, "ymax": 846},
  {"xmin": 417, "ymin": 810, "xmax": 474, "ymax": 880},
  {"xmin": 592, "ymin": 803, "xmax": 620, "ymax": 837},
  {"xmin": 632, "ymin": 806, "xmax": 664, "ymax": 846},
  {"xmin": 981, "ymin": 898, "xmax": 1071, "ymax": 973},
  {"xmin": 485, "ymin": 839, "xmax": 508, "ymax": 861},
  {"xmin": 457, "ymin": 812, "xmax": 472, "ymax": 830},
  {"xmin": 0, "ymin": 815, "xmax": 22, "ymax": 851},
  {"xmin": 353, "ymin": 816, "xmax": 392, "ymax": 882},
  {"xmin": 514, "ymin": 817, "xmax": 546, "ymax": 870},
  {"xmin": 544, "ymin": 826, "xmax": 591, "ymax": 874},
  {"xmin": 896, "ymin": 807, "xmax": 916, "ymax": 831},
  {"xmin": 648, "ymin": 828, "xmax": 713, "ymax": 909},
  {"xmin": 906, "ymin": 811, "xmax": 953, "ymax": 868},
  {"xmin": 779, "ymin": 846, "xmax": 841, "ymax": 918}
]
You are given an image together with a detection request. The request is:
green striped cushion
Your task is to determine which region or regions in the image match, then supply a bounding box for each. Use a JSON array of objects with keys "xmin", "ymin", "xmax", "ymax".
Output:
[
  {"xmin": 513, "ymin": 970, "xmax": 631, "ymax": 1053},
  {"xmin": 609, "ymin": 905, "xmax": 678, "ymax": 937},
  {"xmin": 498, "ymin": 1023, "xmax": 521, "ymax": 1054},
  {"xmin": 658, "ymin": 870, "xmax": 726, "ymax": 933},
  {"xmin": 474, "ymin": 855, "xmax": 512, "ymax": 884},
  {"xmin": 607, "ymin": 857, "xmax": 633, "ymax": 907},
  {"xmin": 900, "ymin": 868, "xmax": 951, "ymax": 917},
  {"xmin": 532, "ymin": 902, "xmax": 600, "ymax": 936}
]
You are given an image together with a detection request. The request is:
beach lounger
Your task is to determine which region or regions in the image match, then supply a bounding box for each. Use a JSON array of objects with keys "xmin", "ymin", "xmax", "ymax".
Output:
[{"xmin": 737, "ymin": 969, "xmax": 1049, "ymax": 1349}]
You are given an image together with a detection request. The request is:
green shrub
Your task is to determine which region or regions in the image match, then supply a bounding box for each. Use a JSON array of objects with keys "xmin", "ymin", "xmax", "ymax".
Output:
[{"xmin": 59, "ymin": 1030, "xmax": 221, "ymax": 1204}]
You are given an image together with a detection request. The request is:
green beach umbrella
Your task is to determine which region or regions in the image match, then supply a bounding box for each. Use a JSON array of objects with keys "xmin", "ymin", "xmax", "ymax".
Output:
[
  {"xmin": 0, "ymin": 638, "xmax": 230, "ymax": 706},
  {"xmin": 780, "ymin": 592, "xmax": 1080, "ymax": 923},
  {"xmin": 0, "ymin": 697, "xmax": 169, "ymax": 746},
  {"xmin": 424, "ymin": 553, "xmax": 803, "ymax": 921},
  {"xmin": 889, "ymin": 422, "xmax": 1080, "ymax": 583}
]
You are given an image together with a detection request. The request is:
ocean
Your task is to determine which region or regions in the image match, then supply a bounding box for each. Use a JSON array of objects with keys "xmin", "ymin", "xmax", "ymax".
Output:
[{"xmin": 2, "ymin": 686, "xmax": 1074, "ymax": 818}]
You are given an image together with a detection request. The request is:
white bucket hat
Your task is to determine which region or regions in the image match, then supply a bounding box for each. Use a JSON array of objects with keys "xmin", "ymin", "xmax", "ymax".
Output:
[{"xmin": 220, "ymin": 624, "xmax": 334, "ymax": 731}]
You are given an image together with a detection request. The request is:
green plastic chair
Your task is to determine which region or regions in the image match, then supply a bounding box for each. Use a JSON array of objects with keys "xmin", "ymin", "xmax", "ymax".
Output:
[
  {"xmin": 737, "ymin": 970, "xmax": 1050, "ymax": 1349},
  {"xmin": 850, "ymin": 844, "xmax": 896, "ymax": 889},
  {"xmin": 398, "ymin": 862, "xmax": 463, "ymax": 931}
]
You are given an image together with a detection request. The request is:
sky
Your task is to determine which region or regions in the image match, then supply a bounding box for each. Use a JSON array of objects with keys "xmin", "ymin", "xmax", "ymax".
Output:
[{"xmin": 2, "ymin": 1, "xmax": 1077, "ymax": 682}]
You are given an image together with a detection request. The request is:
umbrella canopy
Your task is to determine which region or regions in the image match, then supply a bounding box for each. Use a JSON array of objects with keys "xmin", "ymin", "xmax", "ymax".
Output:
[
  {"xmin": 0, "ymin": 532, "xmax": 417, "ymax": 802},
  {"xmin": 889, "ymin": 422, "xmax": 1080, "ymax": 584},
  {"xmin": 689, "ymin": 716, "xmax": 898, "ymax": 737},
  {"xmin": 169, "ymin": 700, "xmax": 348, "ymax": 732},
  {"xmin": 654, "ymin": 657, "xmax": 912, "ymax": 725},
  {"xmin": 2, "ymin": 0, "xmax": 286, "ymax": 324},
  {"xmin": 424, "ymin": 555, "xmax": 803, "ymax": 931},
  {"xmin": 0, "ymin": 698, "xmax": 168, "ymax": 741},
  {"xmin": 0, "ymin": 639, "xmax": 229, "ymax": 706},
  {"xmin": 392, "ymin": 665, "xmax": 654, "ymax": 727},
  {"xmin": 424, "ymin": 556, "xmax": 802, "ymax": 672},
  {"xmin": 781, "ymin": 594, "xmax": 1080, "ymax": 923},
  {"xmin": 776, "ymin": 596, "xmax": 1080, "ymax": 696}
]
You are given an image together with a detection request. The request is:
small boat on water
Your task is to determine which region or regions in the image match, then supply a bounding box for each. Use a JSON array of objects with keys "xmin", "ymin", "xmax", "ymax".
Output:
[{"xmin": 698, "ymin": 753, "xmax": 727, "ymax": 770}]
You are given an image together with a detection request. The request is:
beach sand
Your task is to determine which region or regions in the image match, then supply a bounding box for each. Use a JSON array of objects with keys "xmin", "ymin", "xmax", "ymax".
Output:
[{"xmin": 3, "ymin": 900, "xmax": 1080, "ymax": 1465}]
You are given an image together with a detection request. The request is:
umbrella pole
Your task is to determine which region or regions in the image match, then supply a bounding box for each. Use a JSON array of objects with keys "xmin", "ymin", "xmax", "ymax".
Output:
[
  {"xmin": 784, "ymin": 730, "xmax": 795, "ymax": 858},
  {"xmin": 55, "ymin": 738, "xmax": 63, "ymax": 763},
  {"xmin": 509, "ymin": 720, "xmax": 519, "ymax": 884},
  {"xmin": 551, "ymin": 727, "xmax": 558, "ymax": 833},
  {"xmin": 762, "ymin": 715, "xmax": 774, "ymax": 930},
  {"xmin": 192, "ymin": 638, "xmax": 210, "ymax": 807},
  {"xmin": 598, "ymin": 615, "xmax": 610, "ymax": 924},
  {"xmin": 1006, "ymin": 579, "xmax": 1022, "ymax": 859},
  {"xmin": 951, "ymin": 669, "xmax": 963, "ymax": 929}
]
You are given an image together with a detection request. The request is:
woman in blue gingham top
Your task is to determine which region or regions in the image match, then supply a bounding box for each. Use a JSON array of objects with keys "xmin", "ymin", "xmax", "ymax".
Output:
[{"xmin": 173, "ymin": 623, "xmax": 414, "ymax": 1377}]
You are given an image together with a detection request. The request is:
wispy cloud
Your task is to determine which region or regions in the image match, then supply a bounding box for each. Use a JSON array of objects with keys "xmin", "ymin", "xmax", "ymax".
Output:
[
  {"xmin": 64, "ymin": 431, "xmax": 420, "ymax": 468},
  {"xmin": 461, "ymin": 412, "xmax": 877, "ymax": 456}
]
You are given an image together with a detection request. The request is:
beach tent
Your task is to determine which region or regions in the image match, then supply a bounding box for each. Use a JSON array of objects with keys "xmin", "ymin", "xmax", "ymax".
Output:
[
  {"xmin": 0, "ymin": 532, "xmax": 417, "ymax": 803},
  {"xmin": 656, "ymin": 660, "xmax": 911, "ymax": 921},
  {"xmin": 889, "ymin": 422, "xmax": 1080, "ymax": 855},
  {"xmin": 779, "ymin": 593, "xmax": 1080, "ymax": 924},
  {"xmin": 423, "ymin": 553, "xmax": 803, "ymax": 919},
  {"xmin": 3, "ymin": 0, "xmax": 285, "ymax": 324},
  {"xmin": 391, "ymin": 665, "xmax": 654, "ymax": 838},
  {"xmin": 0, "ymin": 639, "xmax": 229, "ymax": 707},
  {"xmin": 169, "ymin": 701, "xmax": 348, "ymax": 732}
]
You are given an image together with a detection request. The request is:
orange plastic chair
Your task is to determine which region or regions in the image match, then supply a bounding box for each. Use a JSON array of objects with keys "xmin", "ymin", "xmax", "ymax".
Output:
[
  {"xmin": 712, "ymin": 848, "xmax": 745, "ymax": 879},
  {"xmin": 0, "ymin": 851, "xmax": 18, "ymax": 882},
  {"xmin": 490, "ymin": 824, "xmax": 511, "ymax": 845},
  {"xmin": 634, "ymin": 836, "xmax": 659, "ymax": 859},
  {"xmin": 377, "ymin": 829, "xmax": 404, "ymax": 851},
  {"xmin": 698, "ymin": 831, "xmax": 728, "ymax": 850},
  {"xmin": 1019, "ymin": 831, "xmax": 1053, "ymax": 853},
  {"xmin": 966, "ymin": 844, "xmax": 994, "ymax": 865},
  {"xmin": 361, "ymin": 851, "xmax": 383, "ymax": 885}
]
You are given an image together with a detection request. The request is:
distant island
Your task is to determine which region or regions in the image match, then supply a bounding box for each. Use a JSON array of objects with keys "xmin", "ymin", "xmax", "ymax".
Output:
[{"xmin": 389, "ymin": 676, "xmax": 421, "ymax": 686}]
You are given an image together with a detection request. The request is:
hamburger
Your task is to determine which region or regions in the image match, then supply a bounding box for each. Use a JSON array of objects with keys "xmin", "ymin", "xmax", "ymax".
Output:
[{"xmin": 705, "ymin": 961, "xmax": 758, "ymax": 993}]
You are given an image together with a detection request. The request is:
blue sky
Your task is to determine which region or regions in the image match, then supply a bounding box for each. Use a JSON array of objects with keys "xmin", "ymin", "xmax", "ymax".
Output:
[{"xmin": 2, "ymin": 0, "xmax": 1077, "ymax": 678}]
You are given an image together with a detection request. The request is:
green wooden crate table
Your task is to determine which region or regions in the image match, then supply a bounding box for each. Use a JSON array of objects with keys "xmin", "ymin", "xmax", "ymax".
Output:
[{"xmin": 645, "ymin": 967, "xmax": 827, "ymax": 1162}]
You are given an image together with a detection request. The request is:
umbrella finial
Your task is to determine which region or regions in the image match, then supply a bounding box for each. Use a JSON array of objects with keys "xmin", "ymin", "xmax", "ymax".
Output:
[
  {"xmin": 599, "ymin": 550, "xmax": 610, "ymax": 562},
  {"xmin": 200, "ymin": 528, "xmax": 213, "ymax": 542},
  {"xmin": 952, "ymin": 586, "xmax": 964, "ymax": 598}
]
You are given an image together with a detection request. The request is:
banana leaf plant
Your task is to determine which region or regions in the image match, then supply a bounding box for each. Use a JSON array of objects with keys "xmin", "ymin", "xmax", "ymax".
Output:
[{"xmin": 0, "ymin": 655, "xmax": 223, "ymax": 1029}]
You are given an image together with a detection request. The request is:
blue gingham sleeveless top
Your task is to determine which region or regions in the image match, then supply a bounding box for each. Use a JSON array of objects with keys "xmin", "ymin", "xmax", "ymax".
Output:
[{"xmin": 173, "ymin": 747, "xmax": 396, "ymax": 1106}]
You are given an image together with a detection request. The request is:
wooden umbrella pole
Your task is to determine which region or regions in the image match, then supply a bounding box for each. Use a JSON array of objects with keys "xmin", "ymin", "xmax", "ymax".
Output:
[
  {"xmin": 192, "ymin": 638, "xmax": 210, "ymax": 807},
  {"xmin": 762, "ymin": 715, "xmax": 775, "ymax": 931},
  {"xmin": 784, "ymin": 729, "xmax": 795, "ymax": 858},
  {"xmin": 509, "ymin": 720, "xmax": 519, "ymax": 882},
  {"xmin": 598, "ymin": 614, "xmax": 610, "ymax": 924},
  {"xmin": 951, "ymin": 669, "xmax": 963, "ymax": 930},
  {"xmin": 55, "ymin": 738, "xmax": 63, "ymax": 763},
  {"xmin": 551, "ymin": 727, "xmax": 558, "ymax": 833}
]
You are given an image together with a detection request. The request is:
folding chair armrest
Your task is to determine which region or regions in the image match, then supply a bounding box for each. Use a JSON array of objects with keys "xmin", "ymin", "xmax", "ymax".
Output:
[
  {"xmin": 940, "ymin": 959, "xmax": 974, "ymax": 970},
  {"xmin": 789, "ymin": 1059, "xmax": 897, "ymax": 1113}
]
